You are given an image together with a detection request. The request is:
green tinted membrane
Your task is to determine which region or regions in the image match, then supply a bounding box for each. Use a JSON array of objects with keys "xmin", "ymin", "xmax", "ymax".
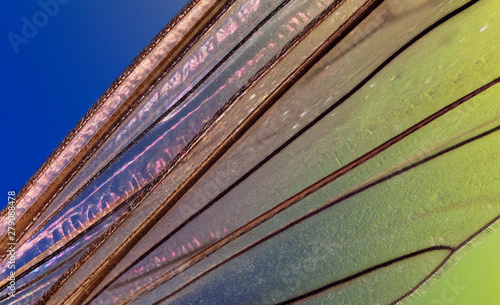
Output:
[
  {"xmin": 406, "ymin": 226, "xmax": 500, "ymax": 305},
  {"xmin": 142, "ymin": 86, "xmax": 500, "ymax": 305},
  {"xmin": 297, "ymin": 250, "xmax": 451, "ymax": 305}
]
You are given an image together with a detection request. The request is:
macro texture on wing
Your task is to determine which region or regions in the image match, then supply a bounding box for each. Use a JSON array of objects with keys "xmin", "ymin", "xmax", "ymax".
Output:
[{"xmin": 0, "ymin": 0, "xmax": 499, "ymax": 304}]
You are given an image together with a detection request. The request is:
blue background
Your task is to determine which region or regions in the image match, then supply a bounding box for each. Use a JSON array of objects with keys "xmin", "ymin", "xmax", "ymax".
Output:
[{"xmin": 0, "ymin": 0, "xmax": 190, "ymax": 210}]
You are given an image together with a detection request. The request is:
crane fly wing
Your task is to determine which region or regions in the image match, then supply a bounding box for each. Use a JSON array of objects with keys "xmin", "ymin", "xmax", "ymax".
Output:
[{"xmin": 1, "ymin": 0, "xmax": 499, "ymax": 304}]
